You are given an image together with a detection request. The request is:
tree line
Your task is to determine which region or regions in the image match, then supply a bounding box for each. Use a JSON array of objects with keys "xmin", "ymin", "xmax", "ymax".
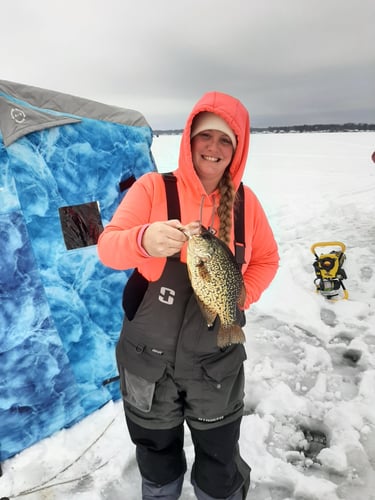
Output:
[{"xmin": 154, "ymin": 123, "xmax": 375, "ymax": 136}]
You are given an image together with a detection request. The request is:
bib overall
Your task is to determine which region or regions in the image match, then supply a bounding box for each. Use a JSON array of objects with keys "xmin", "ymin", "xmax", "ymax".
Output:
[
  {"xmin": 116, "ymin": 255, "xmax": 250, "ymax": 498},
  {"xmin": 116, "ymin": 176, "xmax": 250, "ymax": 499}
]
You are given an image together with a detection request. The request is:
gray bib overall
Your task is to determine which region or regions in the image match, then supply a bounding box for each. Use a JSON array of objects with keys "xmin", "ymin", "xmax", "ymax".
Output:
[{"xmin": 116, "ymin": 175, "xmax": 251, "ymax": 498}]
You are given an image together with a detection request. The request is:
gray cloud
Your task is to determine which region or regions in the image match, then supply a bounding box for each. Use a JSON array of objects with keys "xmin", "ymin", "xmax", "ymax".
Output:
[{"xmin": 1, "ymin": 0, "xmax": 374, "ymax": 129}]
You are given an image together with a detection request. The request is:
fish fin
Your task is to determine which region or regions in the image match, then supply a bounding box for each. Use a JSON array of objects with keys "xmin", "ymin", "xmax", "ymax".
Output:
[
  {"xmin": 217, "ymin": 324, "xmax": 246, "ymax": 348},
  {"xmin": 197, "ymin": 261, "xmax": 211, "ymax": 281},
  {"xmin": 237, "ymin": 283, "xmax": 246, "ymax": 309}
]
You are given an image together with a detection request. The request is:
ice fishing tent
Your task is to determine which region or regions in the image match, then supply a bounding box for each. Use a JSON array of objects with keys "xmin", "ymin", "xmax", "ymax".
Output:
[{"xmin": 0, "ymin": 80, "xmax": 156, "ymax": 462}]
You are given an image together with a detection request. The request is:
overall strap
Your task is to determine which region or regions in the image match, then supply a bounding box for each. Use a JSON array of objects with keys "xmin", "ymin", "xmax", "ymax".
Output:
[
  {"xmin": 234, "ymin": 182, "xmax": 246, "ymax": 267},
  {"xmin": 162, "ymin": 173, "xmax": 181, "ymax": 220},
  {"xmin": 162, "ymin": 173, "xmax": 246, "ymax": 267}
]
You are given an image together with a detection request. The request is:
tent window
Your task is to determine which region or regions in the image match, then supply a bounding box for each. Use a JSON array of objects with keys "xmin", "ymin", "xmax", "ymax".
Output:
[{"xmin": 59, "ymin": 201, "xmax": 104, "ymax": 250}]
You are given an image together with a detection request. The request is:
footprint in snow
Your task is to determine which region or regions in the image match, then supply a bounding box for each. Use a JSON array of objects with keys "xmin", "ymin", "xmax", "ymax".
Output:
[
  {"xmin": 320, "ymin": 307, "xmax": 337, "ymax": 326},
  {"xmin": 360, "ymin": 265, "xmax": 373, "ymax": 282}
]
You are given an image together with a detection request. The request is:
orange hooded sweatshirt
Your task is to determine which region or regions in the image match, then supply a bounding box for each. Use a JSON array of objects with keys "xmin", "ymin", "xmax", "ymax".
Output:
[{"xmin": 97, "ymin": 91, "xmax": 279, "ymax": 308}]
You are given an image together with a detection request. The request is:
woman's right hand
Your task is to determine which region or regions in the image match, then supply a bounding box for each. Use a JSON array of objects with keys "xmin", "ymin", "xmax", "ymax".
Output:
[{"xmin": 142, "ymin": 220, "xmax": 189, "ymax": 257}]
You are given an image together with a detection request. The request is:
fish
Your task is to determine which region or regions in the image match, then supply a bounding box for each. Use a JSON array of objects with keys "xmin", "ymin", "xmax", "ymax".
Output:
[{"xmin": 184, "ymin": 225, "xmax": 246, "ymax": 348}]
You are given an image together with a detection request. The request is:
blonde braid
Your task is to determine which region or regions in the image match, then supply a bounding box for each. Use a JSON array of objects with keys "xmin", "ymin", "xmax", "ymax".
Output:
[{"xmin": 217, "ymin": 169, "xmax": 236, "ymax": 245}]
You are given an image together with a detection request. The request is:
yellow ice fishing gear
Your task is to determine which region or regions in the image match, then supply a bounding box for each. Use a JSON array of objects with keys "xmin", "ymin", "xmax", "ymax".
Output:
[{"xmin": 311, "ymin": 242, "xmax": 348, "ymax": 300}]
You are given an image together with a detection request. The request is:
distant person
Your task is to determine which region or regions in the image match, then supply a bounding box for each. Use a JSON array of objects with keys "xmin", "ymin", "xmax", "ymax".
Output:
[{"xmin": 97, "ymin": 91, "xmax": 279, "ymax": 499}]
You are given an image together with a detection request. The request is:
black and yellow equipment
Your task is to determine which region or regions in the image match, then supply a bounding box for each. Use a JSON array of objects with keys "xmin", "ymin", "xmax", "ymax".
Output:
[{"xmin": 311, "ymin": 241, "xmax": 348, "ymax": 300}]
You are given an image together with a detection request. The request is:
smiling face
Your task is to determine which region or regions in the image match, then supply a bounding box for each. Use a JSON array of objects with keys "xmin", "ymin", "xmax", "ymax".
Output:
[{"xmin": 191, "ymin": 129, "xmax": 234, "ymax": 193}]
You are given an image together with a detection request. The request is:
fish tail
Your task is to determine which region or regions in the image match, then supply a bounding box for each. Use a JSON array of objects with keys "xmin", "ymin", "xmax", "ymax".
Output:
[{"xmin": 217, "ymin": 324, "xmax": 246, "ymax": 348}]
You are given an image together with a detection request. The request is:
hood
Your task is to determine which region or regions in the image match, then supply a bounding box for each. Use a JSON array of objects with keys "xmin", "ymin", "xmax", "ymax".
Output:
[{"xmin": 177, "ymin": 91, "xmax": 250, "ymax": 195}]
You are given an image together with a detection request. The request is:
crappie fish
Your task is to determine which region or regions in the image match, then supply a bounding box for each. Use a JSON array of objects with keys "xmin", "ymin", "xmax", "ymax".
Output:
[{"xmin": 185, "ymin": 225, "xmax": 246, "ymax": 348}]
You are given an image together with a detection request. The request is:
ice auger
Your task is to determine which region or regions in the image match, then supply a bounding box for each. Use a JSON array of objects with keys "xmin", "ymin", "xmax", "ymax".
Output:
[{"xmin": 311, "ymin": 241, "xmax": 348, "ymax": 300}]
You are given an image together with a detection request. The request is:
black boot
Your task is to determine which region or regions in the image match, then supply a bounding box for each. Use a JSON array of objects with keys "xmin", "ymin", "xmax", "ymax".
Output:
[
  {"xmin": 142, "ymin": 473, "xmax": 184, "ymax": 499},
  {"xmin": 192, "ymin": 478, "xmax": 244, "ymax": 499}
]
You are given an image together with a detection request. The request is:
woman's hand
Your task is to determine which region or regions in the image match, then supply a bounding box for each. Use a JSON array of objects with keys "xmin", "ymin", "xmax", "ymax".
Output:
[{"xmin": 142, "ymin": 220, "xmax": 199, "ymax": 257}]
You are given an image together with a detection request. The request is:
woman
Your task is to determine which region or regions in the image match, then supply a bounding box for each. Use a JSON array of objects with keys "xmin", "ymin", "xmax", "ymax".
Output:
[{"xmin": 97, "ymin": 91, "xmax": 279, "ymax": 499}]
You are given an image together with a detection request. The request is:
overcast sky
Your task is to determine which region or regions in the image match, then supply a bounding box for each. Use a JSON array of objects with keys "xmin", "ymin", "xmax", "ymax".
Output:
[{"xmin": 1, "ymin": 0, "xmax": 374, "ymax": 130}]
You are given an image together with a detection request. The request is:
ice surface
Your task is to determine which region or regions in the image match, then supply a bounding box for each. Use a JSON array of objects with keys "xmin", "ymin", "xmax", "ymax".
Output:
[{"xmin": 1, "ymin": 132, "xmax": 375, "ymax": 499}]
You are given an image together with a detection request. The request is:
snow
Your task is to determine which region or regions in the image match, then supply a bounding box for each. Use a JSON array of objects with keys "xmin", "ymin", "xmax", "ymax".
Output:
[{"xmin": 1, "ymin": 132, "xmax": 375, "ymax": 499}]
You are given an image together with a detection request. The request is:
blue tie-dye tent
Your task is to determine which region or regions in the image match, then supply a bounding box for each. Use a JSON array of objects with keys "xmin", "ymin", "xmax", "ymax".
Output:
[{"xmin": 0, "ymin": 80, "xmax": 156, "ymax": 462}]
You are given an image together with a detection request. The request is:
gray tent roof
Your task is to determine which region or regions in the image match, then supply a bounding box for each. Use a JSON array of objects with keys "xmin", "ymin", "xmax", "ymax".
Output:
[{"xmin": 0, "ymin": 80, "xmax": 151, "ymax": 147}]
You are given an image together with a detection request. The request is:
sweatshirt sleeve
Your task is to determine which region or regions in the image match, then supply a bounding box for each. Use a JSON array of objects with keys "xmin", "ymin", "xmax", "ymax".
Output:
[
  {"xmin": 242, "ymin": 189, "xmax": 279, "ymax": 308},
  {"xmin": 97, "ymin": 173, "xmax": 159, "ymax": 270}
]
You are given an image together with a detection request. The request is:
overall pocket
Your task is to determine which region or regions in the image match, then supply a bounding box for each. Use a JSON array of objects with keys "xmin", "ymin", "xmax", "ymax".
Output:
[
  {"xmin": 201, "ymin": 343, "xmax": 247, "ymax": 385},
  {"xmin": 117, "ymin": 336, "xmax": 166, "ymax": 413},
  {"xmin": 186, "ymin": 344, "xmax": 247, "ymax": 424}
]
